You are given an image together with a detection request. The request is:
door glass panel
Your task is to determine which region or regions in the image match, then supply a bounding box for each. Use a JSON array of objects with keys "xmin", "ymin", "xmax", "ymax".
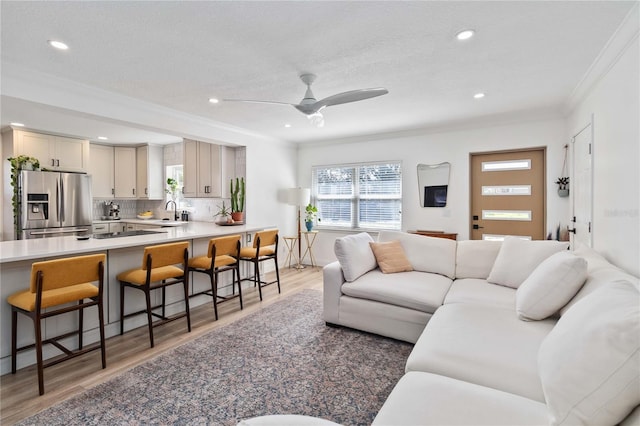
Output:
[
  {"xmin": 482, "ymin": 210, "xmax": 532, "ymax": 221},
  {"xmin": 482, "ymin": 234, "xmax": 532, "ymax": 241},
  {"xmin": 482, "ymin": 185, "xmax": 531, "ymax": 196},
  {"xmin": 482, "ymin": 159, "xmax": 531, "ymax": 171}
]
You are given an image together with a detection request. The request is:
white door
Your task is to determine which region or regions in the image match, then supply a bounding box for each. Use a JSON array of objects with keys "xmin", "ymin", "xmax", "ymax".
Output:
[{"xmin": 570, "ymin": 123, "xmax": 593, "ymax": 248}]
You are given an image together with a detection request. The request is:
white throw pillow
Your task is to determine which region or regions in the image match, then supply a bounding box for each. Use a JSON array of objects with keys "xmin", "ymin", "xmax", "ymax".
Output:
[
  {"xmin": 334, "ymin": 232, "xmax": 377, "ymax": 282},
  {"xmin": 516, "ymin": 251, "xmax": 587, "ymax": 321},
  {"xmin": 538, "ymin": 280, "xmax": 640, "ymax": 426},
  {"xmin": 487, "ymin": 237, "xmax": 569, "ymax": 288}
]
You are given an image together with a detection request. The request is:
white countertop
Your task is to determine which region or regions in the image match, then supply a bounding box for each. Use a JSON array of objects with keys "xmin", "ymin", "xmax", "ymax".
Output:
[
  {"xmin": 93, "ymin": 218, "xmax": 186, "ymax": 226},
  {"xmin": 0, "ymin": 222, "xmax": 270, "ymax": 263}
]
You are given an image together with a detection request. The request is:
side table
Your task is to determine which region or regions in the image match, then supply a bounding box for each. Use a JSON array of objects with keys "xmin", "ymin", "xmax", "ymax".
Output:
[
  {"xmin": 301, "ymin": 231, "xmax": 319, "ymax": 268},
  {"xmin": 282, "ymin": 236, "xmax": 299, "ymax": 268}
]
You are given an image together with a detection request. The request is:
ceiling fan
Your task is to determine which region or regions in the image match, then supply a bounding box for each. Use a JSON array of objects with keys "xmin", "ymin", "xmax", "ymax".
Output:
[{"xmin": 223, "ymin": 73, "xmax": 388, "ymax": 127}]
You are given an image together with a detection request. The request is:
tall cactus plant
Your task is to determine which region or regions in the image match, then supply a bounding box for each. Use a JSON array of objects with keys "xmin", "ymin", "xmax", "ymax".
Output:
[{"xmin": 230, "ymin": 177, "xmax": 245, "ymax": 213}]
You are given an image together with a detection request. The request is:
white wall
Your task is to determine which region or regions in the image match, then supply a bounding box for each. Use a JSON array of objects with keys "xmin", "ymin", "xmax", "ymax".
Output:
[
  {"xmin": 566, "ymin": 32, "xmax": 639, "ymax": 276},
  {"xmin": 298, "ymin": 118, "xmax": 567, "ymax": 266}
]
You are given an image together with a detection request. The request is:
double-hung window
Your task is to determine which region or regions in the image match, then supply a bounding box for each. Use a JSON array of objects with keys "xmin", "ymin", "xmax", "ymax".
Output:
[{"xmin": 312, "ymin": 161, "xmax": 402, "ymax": 230}]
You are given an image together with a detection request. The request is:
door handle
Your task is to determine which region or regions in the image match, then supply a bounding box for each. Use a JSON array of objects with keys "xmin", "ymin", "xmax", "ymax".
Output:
[
  {"xmin": 568, "ymin": 228, "xmax": 576, "ymax": 234},
  {"xmin": 473, "ymin": 224, "xmax": 484, "ymax": 230}
]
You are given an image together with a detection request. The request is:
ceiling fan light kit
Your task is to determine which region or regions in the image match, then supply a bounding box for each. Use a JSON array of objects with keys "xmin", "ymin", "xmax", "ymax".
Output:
[{"xmin": 223, "ymin": 73, "xmax": 388, "ymax": 127}]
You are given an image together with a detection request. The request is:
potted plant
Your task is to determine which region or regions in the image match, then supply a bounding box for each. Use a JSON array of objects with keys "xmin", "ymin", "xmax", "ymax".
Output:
[
  {"xmin": 7, "ymin": 155, "xmax": 41, "ymax": 234},
  {"xmin": 214, "ymin": 201, "xmax": 233, "ymax": 223},
  {"xmin": 304, "ymin": 203, "xmax": 319, "ymax": 231},
  {"xmin": 230, "ymin": 177, "xmax": 245, "ymax": 223},
  {"xmin": 556, "ymin": 177, "xmax": 570, "ymax": 197},
  {"xmin": 165, "ymin": 177, "xmax": 180, "ymax": 201}
]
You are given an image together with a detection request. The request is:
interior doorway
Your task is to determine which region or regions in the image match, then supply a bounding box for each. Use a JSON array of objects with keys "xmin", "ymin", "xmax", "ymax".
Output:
[
  {"xmin": 470, "ymin": 148, "xmax": 546, "ymax": 240},
  {"xmin": 570, "ymin": 122, "xmax": 593, "ymax": 248}
]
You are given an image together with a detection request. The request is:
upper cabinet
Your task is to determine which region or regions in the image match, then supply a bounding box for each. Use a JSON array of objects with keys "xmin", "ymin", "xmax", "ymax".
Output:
[
  {"xmin": 136, "ymin": 144, "xmax": 163, "ymax": 200},
  {"xmin": 89, "ymin": 144, "xmax": 115, "ymax": 198},
  {"xmin": 11, "ymin": 130, "xmax": 89, "ymax": 172},
  {"xmin": 183, "ymin": 139, "xmax": 221, "ymax": 198},
  {"xmin": 114, "ymin": 147, "xmax": 137, "ymax": 198}
]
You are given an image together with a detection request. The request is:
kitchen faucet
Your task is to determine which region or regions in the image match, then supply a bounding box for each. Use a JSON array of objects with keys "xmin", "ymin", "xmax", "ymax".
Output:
[{"xmin": 165, "ymin": 200, "xmax": 179, "ymax": 221}]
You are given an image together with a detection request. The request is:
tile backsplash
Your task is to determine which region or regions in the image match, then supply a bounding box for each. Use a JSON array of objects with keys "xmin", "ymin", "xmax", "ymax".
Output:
[{"xmin": 92, "ymin": 198, "xmax": 231, "ymax": 221}]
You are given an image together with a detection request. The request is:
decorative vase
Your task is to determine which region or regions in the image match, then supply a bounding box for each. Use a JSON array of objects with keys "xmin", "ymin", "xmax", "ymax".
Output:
[
  {"xmin": 305, "ymin": 221, "xmax": 313, "ymax": 231},
  {"xmin": 231, "ymin": 212, "xmax": 244, "ymax": 223},
  {"xmin": 558, "ymin": 189, "xmax": 569, "ymax": 197}
]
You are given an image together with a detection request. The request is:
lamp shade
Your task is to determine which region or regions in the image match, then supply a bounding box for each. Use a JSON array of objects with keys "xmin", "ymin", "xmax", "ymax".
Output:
[{"xmin": 288, "ymin": 187, "xmax": 311, "ymax": 206}]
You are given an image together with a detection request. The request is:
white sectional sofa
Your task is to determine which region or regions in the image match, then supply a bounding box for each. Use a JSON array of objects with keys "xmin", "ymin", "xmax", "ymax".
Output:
[{"xmin": 323, "ymin": 231, "xmax": 640, "ymax": 425}]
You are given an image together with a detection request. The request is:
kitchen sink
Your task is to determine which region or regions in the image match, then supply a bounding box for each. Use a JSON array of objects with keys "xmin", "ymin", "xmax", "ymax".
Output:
[{"xmin": 93, "ymin": 230, "xmax": 165, "ymax": 239}]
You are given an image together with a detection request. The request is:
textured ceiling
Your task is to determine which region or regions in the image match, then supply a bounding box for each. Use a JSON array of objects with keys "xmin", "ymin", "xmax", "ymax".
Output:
[{"xmin": 0, "ymin": 1, "xmax": 635, "ymax": 144}]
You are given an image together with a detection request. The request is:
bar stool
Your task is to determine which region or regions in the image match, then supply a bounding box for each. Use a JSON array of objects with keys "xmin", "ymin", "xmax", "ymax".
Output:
[
  {"xmin": 117, "ymin": 241, "xmax": 191, "ymax": 348},
  {"xmin": 7, "ymin": 253, "xmax": 107, "ymax": 395},
  {"xmin": 188, "ymin": 234, "xmax": 243, "ymax": 320},
  {"xmin": 238, "ymin": 229, "xmax": 280, "ymax": 301}
]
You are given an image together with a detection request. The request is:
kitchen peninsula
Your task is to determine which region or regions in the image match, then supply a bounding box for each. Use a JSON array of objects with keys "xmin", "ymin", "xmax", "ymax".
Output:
[{"xmin": 0, "ymin": 221, "xmax": 272, "ymax": 374}]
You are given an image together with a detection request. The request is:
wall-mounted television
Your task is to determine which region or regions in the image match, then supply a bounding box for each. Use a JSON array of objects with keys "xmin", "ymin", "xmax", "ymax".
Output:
[{"xmin": 424, "ymin": 185, "xmax": 448, "ymax": 207}]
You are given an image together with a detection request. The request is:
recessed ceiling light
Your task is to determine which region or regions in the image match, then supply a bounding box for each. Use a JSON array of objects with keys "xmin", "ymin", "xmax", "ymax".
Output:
[
  {"xmin": 10, "ymin": 122, "xmax": 25, "ymax": 127},
  {"xmin": 456, "ymin": 30, "xmax": 475, "ymax": 41},
  {"xmin": 208, "ymin": 98, "xmax": 219, "ymax": 104},
  {"xmin": 98, "ymin": 136, "xmax": 108, "ymax": 140},
  {"xmin": 48, "ymin": 40, "xmax": 69, "ymax": 50},
  {"xmin": 284, "ymin": 124, "xmax": 292, "ymax": 128},
  {"xmin": 474, "ymin": 92, "xmax": 485, "ymax": 99}
]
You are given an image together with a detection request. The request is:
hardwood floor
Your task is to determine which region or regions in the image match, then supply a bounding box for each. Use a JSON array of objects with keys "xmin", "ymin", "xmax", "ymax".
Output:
[{"xmin": 0, "ymin": 266, "xmax": 324, "ymax": 425}]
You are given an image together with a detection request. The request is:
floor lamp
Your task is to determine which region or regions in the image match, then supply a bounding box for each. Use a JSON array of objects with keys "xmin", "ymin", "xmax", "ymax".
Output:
[{"xmin": 288, "ymin": 187, "xmax": 310, "ymax": 269}]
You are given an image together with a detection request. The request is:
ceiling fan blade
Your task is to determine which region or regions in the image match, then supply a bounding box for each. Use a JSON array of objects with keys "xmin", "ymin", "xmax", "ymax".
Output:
[
  {"xmin": 316, "ymin": 87, "xmax": 389, "ymax": 109},
  {"xmin": 223, "ymin": 99, "xmax": 295, "ymax": 107}
]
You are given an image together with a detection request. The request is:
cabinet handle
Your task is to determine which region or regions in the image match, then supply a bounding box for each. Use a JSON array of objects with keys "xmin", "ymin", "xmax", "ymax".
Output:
[
  {"xmin": 112, "ymin": 188, "xmax": 115, "ymax": 195},
  {"xmin": 145, "ymin": 188, "xmax": 148, "ymax": 195},
  {"xmin": 132, "ymin": 188, "xmax": 135, "ymax": 195},
  {"xmin": 56, "ymin": 159, "xmax": 60, "ymax": 167},
  {"xmin": 51, "ymin": 159, "xmax": 56, "ymax": 166}
]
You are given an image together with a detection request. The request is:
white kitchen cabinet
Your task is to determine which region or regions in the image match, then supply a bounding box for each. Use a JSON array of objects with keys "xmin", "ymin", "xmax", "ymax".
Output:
[
  {"xmin": 136, "ymin": 144, "xmax": 164, "ymax": 200},
  {"xmin": 11, "ymin": 129, "xmax": 89, "ymax": 172},
  {"xmin": 109, "ymin": 222, "xmax": 126, "ymax": 233},
  {"xmin": 183, "ymin": 139, "xmax": 221, "ymax": 198},
  {"xmin": 114, "ymin": 147, "xmax": 137, "ymax": 198},
  {"xmin": 89, "ymin": 144, "xmax": 115, "ymax": 198}
]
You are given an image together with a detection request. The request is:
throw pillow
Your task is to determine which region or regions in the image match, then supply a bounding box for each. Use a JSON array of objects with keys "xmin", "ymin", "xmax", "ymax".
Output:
[
  {"xmin": 334, "ymin": 232, "xmax": 377, "ymax": 282},
  {"xmin": 369, "ymin": 240, "xmax": 414, "ymax": 274},
  {"xmin": 487, "ymin": 237, "xmax": 569, "ymax": 288},
  {"xmin": 516, "ymin": 251, "xmax": 587, "ymax": 321},
  {"xmin": 538, "ymin": 280, "xmax": 640, "ymax": 426}
]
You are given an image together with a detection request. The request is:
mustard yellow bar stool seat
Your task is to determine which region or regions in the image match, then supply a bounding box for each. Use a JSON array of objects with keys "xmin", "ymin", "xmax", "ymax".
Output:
[
  {"xmin": 238, "ymin": 229, "xmax": 281, "ymax": 301},
  {"xmin": 188, "ymin": 234, "xmax": 243, "ymax": 320},
  {"xmin": 117, "ymin": 241, "xmax": 191, "ymax": 348},
  {"xmin": 8, "ymin": 253, "xmax": 107, "ymax": 395}
]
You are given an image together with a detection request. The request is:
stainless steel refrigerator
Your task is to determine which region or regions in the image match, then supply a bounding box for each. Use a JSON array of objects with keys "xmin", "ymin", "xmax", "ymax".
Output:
[{"xmin": 19, "ymin": 170, "xmax": 93, "ymax": 239}]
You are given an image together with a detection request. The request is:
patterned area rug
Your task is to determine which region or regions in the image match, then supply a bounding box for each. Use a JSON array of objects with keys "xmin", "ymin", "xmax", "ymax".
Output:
[{"xmin": 19, "ymin": 290, "xmax": 413, "ymax": 426}]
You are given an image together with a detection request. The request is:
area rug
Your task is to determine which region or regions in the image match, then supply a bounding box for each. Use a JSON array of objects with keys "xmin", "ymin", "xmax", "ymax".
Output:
[{"xmin": 19, "ymin": 290, "xmax": 413, "ymax": 426}]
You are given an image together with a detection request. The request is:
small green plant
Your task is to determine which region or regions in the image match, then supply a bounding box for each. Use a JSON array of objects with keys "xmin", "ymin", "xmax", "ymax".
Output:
[
  {"xmin": 230, "ymin": 177, "xmax": 245, "ymax": 213},
  {"xmin": 305, "ymin": 203, "xmax": 319, "ymax": 222},
  {"xmin": 7, "ymin": 156, "xmax": 40, "ymax": 234},
  {"xmin": 214, "ymin": 201, "xmax": 232, "ymax": 219},
  {"xmin": 165, "ymin": 178, "xmax": 179, "ymax": 200},
  {"xmin": 555, "ymin": 176, "xmax": 569, "ymax": 190}
]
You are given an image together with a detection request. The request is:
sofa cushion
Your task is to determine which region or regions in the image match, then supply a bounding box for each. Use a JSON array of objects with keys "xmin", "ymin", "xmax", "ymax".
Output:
[
  {"xmin": 487, "ymin": 237, "xmax": 569, "ymax": 289},
  {"xmin": 406, "ymin": 303, "xmax": 556, "ymax": 402},
  {"xmin": 369, "ymin": 240, "xmax": 413, "ymax": 274},
  {"xmin": 560, "ymin": 244, "xmax": 640, "ymax": 316},
  {"xmin": 538, "ymin": 280, "xmax": 640, "ymax": 426},
  {"xmin": 455, "ymin": 240, "xmax": 502, "ymax": 279},
  {"xmin": 334, "ymin": 232, "xmax": 377, "ymax": 282},
  {"xmin": 444, "ymin": 278, "xmax": 516, "ymax": 310},
  {"xmin": 516, "ymin": 251, "xmax": 587, "ymax": 321},
  {"xmin": 341, "ymin": 269, "xmax": 452, "ymax": 314},
  {"xmin": 378, "ymin": 230, "xmax": 456, "ymax": 279},
  {"xmin": 373, "ymin": 371, "xmax": 549, "ymax": 426}
]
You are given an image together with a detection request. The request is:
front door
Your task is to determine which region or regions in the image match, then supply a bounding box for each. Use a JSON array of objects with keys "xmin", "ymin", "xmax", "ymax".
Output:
[{"xmin": 470, "ymin": 148, "xmax": 546, "ymax": 240}]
